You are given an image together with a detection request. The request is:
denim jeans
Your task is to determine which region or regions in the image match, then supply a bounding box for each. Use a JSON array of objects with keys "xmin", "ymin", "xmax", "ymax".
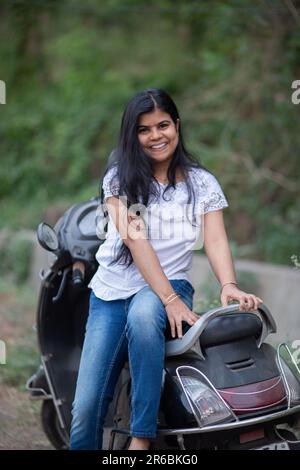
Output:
[{"xmin": 69, "ymin": 279, "xmax": 194, "ymax": 450}]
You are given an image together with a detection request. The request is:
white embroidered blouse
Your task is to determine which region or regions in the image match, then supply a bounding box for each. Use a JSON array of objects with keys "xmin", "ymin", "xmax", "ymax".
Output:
[{"xmin": 89, "ymin": 165, "xmax": 228, "ymax": 300}]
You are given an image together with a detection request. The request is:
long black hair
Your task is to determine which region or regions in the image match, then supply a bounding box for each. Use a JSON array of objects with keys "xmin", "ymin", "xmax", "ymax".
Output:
[{"xmin": 100, "ymin": 88, "xmax": 210, "ymax": 268}]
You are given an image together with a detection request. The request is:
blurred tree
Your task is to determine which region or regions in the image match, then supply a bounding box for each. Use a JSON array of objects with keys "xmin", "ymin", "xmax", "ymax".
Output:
[{"xmin": 0, "ymin": 0, "xmax": 299, "ymax": 265}]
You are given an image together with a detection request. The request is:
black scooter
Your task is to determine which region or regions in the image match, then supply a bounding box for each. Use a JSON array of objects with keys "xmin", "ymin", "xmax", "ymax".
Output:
[{"xmin": 27, "ymin": 197, "xmax": 300, "ymax": 450}]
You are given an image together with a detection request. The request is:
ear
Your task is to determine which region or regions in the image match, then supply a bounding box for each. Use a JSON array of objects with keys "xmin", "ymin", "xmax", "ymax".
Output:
[{"xmin": 176, "ymin": 118, "xmax": 180, "ymax": 133}]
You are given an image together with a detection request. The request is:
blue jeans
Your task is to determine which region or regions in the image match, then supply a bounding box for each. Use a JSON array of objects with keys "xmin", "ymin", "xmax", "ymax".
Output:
[{"xmin": 69, "ymin": 279, "xmax": 194, "ymax": 450}]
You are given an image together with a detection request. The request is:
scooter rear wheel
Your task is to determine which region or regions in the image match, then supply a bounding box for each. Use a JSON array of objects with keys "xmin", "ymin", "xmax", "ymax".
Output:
[{"xmin": 41, "ymin": 400, "xmax": 69, "ymax": 450}]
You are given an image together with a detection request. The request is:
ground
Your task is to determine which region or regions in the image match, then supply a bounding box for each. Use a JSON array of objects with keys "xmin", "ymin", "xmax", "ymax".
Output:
[
  {"xmin": 0, "ymin": 384, "xmax": 52, "ymax": 450},
  {"xmin": 1, "ymin": 277, "xmax": 300, "ymax": 450},
  {"xmin": 0, "ymin": 279, "xmax": 53, "ymax": 450}
]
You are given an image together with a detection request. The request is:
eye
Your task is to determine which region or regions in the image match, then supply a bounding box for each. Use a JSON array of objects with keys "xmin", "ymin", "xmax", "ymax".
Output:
[
  {"xmin": 159, "ymin": 122, "xmax": 168, "ymax": 129},
  {"xmin": 138, "ymin": 127, "xmax": 148, "ymax": 134}
]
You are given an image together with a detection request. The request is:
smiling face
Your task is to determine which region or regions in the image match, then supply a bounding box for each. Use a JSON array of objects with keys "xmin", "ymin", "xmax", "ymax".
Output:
[{"xmin": 137, "ymin": 108, "xmax": 179, "ymax": 167}]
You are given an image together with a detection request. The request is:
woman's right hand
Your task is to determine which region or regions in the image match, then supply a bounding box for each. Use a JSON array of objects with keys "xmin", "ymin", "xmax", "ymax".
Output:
[{"xmin": 165, "ymin": 297, "xmax": 198, "ymax": 339}]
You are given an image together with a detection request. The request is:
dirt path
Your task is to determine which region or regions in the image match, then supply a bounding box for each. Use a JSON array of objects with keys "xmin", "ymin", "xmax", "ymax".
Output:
[
  {"xmin": 0, "ymin": 384, "xmax": 52, "ymax": 450},
  {"xmin": 0, "ymin": 280, "xmax": 53, "ymax": 449}
]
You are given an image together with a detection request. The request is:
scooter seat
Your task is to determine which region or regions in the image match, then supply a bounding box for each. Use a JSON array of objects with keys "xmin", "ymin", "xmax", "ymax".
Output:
[{"xmin": 200, "ymin": 313, "xmax": 262, "ymax": 348}]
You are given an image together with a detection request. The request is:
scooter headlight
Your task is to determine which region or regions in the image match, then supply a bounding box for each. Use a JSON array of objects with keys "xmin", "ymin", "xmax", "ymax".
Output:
[{"xmin": 178, "ymin": 369, "xmax": 234, "ymax": 428}]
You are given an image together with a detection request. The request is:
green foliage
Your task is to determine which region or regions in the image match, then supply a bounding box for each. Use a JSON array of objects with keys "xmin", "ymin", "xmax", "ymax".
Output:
[
  {"xmin": 278, "ymin": 342, "xmax": 300, "ymax": 378},
  {"xmin": 0, "ymin": 231, "xmax": 33, "ymax": 282},
  {"xmin": 291, "ymin": 254, "xmax": 300, "ymax": 269},
  {"xmin": 0, "ymin": 0, "xmax": 299, "ymax": 265},
  {"xmin": 0, "ymin": 342, "xmax": 39, "ymax": 389},
  {"xmin": 0, "ymin": 277, "xmax": 39, "ymax": 390}
]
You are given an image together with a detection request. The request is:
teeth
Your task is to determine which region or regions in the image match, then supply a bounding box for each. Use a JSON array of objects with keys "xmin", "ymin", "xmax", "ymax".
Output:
[{"xmin": 151, "ymin": 143, "xmax": 167, "ymax": 149}]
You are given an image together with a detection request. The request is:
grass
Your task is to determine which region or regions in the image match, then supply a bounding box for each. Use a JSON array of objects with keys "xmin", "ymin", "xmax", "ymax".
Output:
[
  {"xmin": 0, "ymin": 343, "xmax": 39, "ymax": 389},
  {"xmin": 0, "ymin": 277, "xmax": 39, "ymax": 390},
  {"xmin": 0, "ymin": 277, "xmax": 53, "ymax": 449}
]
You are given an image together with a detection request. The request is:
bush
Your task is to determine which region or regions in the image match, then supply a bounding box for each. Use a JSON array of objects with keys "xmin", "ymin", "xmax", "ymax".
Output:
[
  {"xmin": 0, "ymin": 342, "xmax": 39, "ymax": 389},
  {"xmin": 0, "ymin": 231, "xmax": 33, "ymax": 283}
]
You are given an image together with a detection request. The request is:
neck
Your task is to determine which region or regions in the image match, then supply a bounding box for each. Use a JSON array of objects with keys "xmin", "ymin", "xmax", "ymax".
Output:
[
  {"xmin": 153, "ymin": 160, "xmax": 171, "ymax": 181},
  {"xmin": 153, "ymin": 166, "xmax": 184, "ymax": 184}
]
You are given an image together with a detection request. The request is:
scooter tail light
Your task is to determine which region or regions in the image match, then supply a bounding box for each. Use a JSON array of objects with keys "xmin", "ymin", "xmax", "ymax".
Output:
[
  {"xmin": 218, "ymin": 376, "xmax": 287, "ymax": 414},
  {"xmin": 179, "ymin": 374, "xmax": 234, "ymax": 428}
]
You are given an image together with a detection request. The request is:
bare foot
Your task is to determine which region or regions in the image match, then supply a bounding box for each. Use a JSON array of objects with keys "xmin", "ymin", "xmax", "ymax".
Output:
[{"xmin": 128, "ymin": 437, "xmax": 151, "ymax": 450}]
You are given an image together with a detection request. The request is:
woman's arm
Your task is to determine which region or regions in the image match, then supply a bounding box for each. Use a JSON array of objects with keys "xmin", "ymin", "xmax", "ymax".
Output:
[
  {"xmin": 105, "ymin": 196, "xmax": 198, "ymax": 337},
  {"xmin": 203, "ymin": 210, "xmax": 263, "ymax": 310},
  {"xmin": 105, "ymin": 196, "xmax": 175, "ymax": 304}
]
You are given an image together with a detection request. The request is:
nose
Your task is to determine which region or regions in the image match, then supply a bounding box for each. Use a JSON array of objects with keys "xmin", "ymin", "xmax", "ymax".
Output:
[{"xmin": 150, "ymin": 127, "xmax": 163, "ymax": 140}]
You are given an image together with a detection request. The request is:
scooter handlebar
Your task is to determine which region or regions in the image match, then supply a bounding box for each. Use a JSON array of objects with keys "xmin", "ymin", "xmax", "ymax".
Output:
[{"xmin": 72, "ymin": 261, "xmax": 85, "ymax": 286}]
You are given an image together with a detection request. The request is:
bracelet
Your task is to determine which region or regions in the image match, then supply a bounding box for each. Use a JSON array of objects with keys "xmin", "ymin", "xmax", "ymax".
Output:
[
  {"xmin": 165, "ymin": 292, "xmax": 177, "ymax": 303},
  {"xmin": 165, "ymin": 294, "xmax": 180, "ymax": 307},
  {"xmin": 220, "ymin": 282, "xmax": 237, "ymax": 294}
]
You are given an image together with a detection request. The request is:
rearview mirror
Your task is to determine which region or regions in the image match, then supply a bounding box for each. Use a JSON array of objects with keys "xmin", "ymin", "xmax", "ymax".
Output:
[{"xmin": 37, "ymin": 222, "xmax": 59, "ymax": 252}]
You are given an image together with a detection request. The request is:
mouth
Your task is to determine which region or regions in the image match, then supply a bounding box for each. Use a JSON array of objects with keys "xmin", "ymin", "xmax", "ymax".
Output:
[{"xmin": 149, "ymin": 142, "xmax": 168, "ymax": 152}]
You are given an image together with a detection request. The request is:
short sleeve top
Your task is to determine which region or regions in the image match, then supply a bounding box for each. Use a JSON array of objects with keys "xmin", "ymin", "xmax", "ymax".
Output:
[{"xmin": 89, "ymin": 165, "xmax": 228, "ymax": 300}]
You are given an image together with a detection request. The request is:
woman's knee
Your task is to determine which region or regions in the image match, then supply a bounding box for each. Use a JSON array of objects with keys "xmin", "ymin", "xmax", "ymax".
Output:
[{"xmin": 127, "ymin": 289, "xmax": 167, "ymax": 334}]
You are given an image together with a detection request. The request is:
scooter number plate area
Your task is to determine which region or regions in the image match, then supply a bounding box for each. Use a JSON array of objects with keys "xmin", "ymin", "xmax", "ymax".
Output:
[{"xmin": 253, "ymin": 441, "xmax": 290, "ymax": 450}]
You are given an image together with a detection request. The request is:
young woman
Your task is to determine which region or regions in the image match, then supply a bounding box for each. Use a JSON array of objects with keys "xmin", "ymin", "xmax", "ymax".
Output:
[{"xmin": 70, "ymin": 88, "xmax": 263, "ymax": 450}]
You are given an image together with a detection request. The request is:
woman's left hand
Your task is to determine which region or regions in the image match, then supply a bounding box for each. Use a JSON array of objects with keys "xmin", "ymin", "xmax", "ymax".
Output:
[{"xmin": 220, "ymin": 284, "xmax": 263, "ymax": 311}]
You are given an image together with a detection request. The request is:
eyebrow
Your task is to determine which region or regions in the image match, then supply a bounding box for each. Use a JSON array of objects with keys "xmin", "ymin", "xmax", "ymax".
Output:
[{"xmin": 137, "ymin": 120, "xmax": 171, "ymax": 129}]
